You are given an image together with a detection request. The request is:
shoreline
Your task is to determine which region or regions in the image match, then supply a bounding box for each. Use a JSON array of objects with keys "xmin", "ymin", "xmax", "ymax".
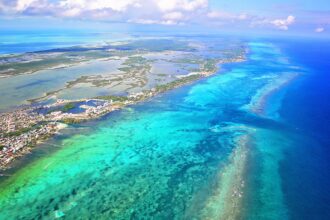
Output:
[
  {"xmin": 0, "ymin": 56, "xmax": 246, "ymax": 172},
  {"xmin": 0, "ymin": 39, "xmax": 312, "ymax": 219}
]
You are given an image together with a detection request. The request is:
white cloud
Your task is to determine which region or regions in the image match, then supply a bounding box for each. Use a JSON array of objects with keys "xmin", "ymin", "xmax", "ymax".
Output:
[
  {"xmin": 128, "ymin": 18, "xmax": 183, "ymax": 25},
  {"xmin": 56, "ymin": 0, "xmax": 207, "ymax": 16},
  {"xmin": 251, "ymin": 15, "xmax": 296, "ymax": 30},
  {"xmin": 0, "ymin": 2, "xmax": 6, "ymax": 11},
  {"xmin": 156, "ymin": 0, "xmax": 208, "ymax": 12},
  {"xmin": 271, "ymin": 15, "xmax": 295, "ymax": 30},
  {"xmin": 0, "ymin": 0, "xmax": 300, "ymax": 32},
  {"xmin": 128, "ymin": 19, "xmax": 158, "ymax": 25},
  {"xmin": 59, "ymin": 0, "xmax": 141, "ymax": 12},
  {"xmin": 60, "ymin": 7, "xmax": 81, "ymax": 17},
  {"xmin": 163, "ymin": 12, "xmax": 184, "ymax": 21},
  {"xmin": 16, "ymin": 0, "xmax": 40, "ymax": 11},
  {"xmin": 207, "ymin": 11, "xmax": 231, "ymax": 19},
  {"xmin": 3, "ymin": 0, "xmax": 207, "ymax": 24},
  {"xmin": 315, "ymin": 27, "xmax": 325, "ymax": 33},
  {"xmin": 207, "ymin": 10, "xmax": 249, "ymax": 21},
  {"xmin": 207, "ymin": 10, "xmax": 296, "ymax": 31},
  {"xmin": 15, "ymin": 0, "xmax": 31, "ymax": 11}
]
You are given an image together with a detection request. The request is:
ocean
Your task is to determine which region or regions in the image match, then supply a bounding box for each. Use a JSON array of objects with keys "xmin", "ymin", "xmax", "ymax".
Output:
[
  {"xmin": 0, "ymin": 31, "xmax": 131, "ymax": 54},
  {"xmin": 273, "ymin": 38, "xmax": 330, "ymax": 219},
  {"xmin": 0, "ymin": 35, "xmax": 329, "ymax": 219}
]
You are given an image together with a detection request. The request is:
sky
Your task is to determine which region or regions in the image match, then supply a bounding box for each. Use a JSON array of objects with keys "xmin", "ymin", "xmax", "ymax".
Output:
[{"xmin": 0, "ymin": 0, "xmax": 329, "ymax": 36}]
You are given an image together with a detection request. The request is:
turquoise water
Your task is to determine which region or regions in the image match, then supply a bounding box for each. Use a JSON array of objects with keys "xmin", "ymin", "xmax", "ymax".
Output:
[
  {"xmin": 0, "ymin": 39, "xmax": 325, "ymax": 219},
  {"xmin": 0, "ymin": 31, "xmax": 131, "ymax": 55}
]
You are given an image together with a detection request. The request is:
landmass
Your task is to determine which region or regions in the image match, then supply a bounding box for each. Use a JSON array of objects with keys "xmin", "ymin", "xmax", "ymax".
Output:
[{"xmin": 0, "ymin": 38, "xmax": 246, "ymax": 170}]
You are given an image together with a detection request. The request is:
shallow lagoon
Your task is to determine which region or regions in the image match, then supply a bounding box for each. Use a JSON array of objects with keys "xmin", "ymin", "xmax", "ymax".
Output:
[{"xmin": 0, "ymin": 59, "xmax": 123, "ymax": 111}]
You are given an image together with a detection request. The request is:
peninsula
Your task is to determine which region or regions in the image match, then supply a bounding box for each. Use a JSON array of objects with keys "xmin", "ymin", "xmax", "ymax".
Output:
[{"xmin": 0, "ymin": 38, "xmax": 246, "ymax": 170}]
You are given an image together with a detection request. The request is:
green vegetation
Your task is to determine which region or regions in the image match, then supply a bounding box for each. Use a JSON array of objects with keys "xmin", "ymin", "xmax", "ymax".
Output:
[
  {"xmin": 0, "ymin": 56, "xmax": 70, "ymax": 76},
  {"xmin": 125, "ymin": 56, "xmax": 147, "ymax": 64},
  {"xmin": 118, "ymin": 56, "xmax": 148, "ymax": 72},
  {"xmin": 1, "ymin": 39, "xmax": 185, "ymax": 77},
  {"xmin": 39, "ymin": 102, "xmax": 76, "ymax": 114},
  {"xmin": 96, "ymin": 95, "xmax": 129, "ymax": 102},
  {"xmin": 170, "ymin": 57, "xmax": 202, "ymax": 64},
  {"xmin": 62, "ymin": 103, "xmax": 76, "ymax": 112},
  {"xmin": 66, "ymin": 75, "xmax": 124, "ymax": 88},
  {"xmin": 156, "ymin": 73, "xmax": 167, "ymax": 77},
  {"xmin": 112, "ymin": 39, "xmax": 194, "ymax": 52},
  {"xmin": 66, "ymin": 76, "xmax": 89, "ymax": 88},
  {"xmin": 0, "ymin": 49, "xmax": 114, "ymax": 77},
  {"xmin": 155, "ymin": 74, "xmax": 202, "ymax": 92},
  {"xmin": 202, "ymin": 59, "xmax": 218, "ymax": 72},
  {"xmin": 0, "ymin": 145, "xmax": 5, "ymax": 150},
  {"xmin": 62, "ymin": 118, "xmax": 81, "ymax": 124},
  {"xmin": 27, "ymin": 87, "xmax": 64, "ymax": 103},
  {"xmin": 26, "ymin": 144, "xmax": 36, "ymax": 148}
]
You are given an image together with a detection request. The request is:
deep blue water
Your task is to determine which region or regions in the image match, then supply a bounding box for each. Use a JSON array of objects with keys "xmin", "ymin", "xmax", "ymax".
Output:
[
  {"xmin": 277, "ymin": 38, "xmax": 330, "ymax": 219},
  {"xmin": 279, "ymin": 38, "xmax": 330, "ymax": 139}
]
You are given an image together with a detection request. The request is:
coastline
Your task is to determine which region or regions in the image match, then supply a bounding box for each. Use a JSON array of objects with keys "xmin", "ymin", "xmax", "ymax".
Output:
[
  {"xmin": 0, "ymin": 39, "xmax": 318, "ymax": 219},
  {"xmin": 0, "ymin": 56, "xmax": 246, "ymax": 171}
]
